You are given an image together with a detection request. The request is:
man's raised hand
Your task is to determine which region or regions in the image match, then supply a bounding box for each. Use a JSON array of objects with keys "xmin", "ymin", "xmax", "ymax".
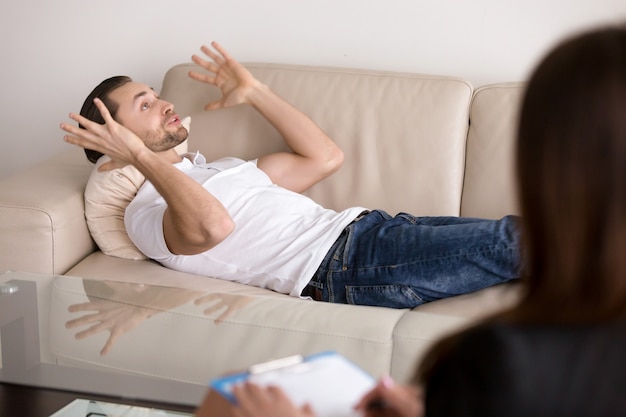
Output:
[
  {"xmin": 60, "ymin": 98, "xmax": 146, "ymax": 172},
  {"xmin": 188, "ymin": 41, "xmax": 261, "ymax": 111}
]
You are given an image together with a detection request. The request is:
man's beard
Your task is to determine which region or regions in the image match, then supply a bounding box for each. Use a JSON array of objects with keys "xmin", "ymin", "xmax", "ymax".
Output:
[{"xmin": 145, "ymin": 125, "xmax": 189, "ymax": 152}]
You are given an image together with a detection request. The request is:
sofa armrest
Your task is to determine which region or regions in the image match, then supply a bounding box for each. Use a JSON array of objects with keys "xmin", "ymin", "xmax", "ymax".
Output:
[{"xmin": 0, "ymin": 149, "xmax": 96, "ymax": 275}]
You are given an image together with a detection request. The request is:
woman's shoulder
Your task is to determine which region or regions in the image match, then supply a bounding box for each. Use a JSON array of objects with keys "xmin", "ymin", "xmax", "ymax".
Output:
[
  {"xmin": 444, "ymin": 319, "xmax": 626, "ymax": 368},
  {"xmin": 461, "ymin": 319, "xmax": 626, "ymax": 348},
  {"xmin": 421, "ymin": 319, "xmax": 626, "ymax": 417}
]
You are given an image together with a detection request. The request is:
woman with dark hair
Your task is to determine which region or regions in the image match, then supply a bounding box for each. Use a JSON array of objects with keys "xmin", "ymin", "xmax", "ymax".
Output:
[
  {"xmin": 208, "ymin": 24, "xmax": 626, "ymax": 417},
  {"xmin": 363, "ymin": 23, "xmax": 626, "ymax": 417}
]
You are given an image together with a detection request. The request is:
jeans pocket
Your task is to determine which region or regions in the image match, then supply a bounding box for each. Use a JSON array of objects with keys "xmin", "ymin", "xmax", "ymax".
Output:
[{"xmin": 345, "ymin": 285, "xmax": 425, "ymax": 309}]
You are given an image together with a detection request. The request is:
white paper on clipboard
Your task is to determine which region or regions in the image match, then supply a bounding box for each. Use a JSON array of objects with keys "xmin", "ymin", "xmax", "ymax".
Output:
[{"xmin": 210, "ymin": 351, "xmax": 376, "ymax": 417}]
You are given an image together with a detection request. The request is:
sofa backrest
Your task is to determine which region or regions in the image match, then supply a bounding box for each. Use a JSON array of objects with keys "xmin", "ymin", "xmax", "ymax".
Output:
[
  {"xmin": 461, "ymin": 83, "xmax": 525, "ymax": 219},
  {"xmin": 160, "ymin": 63, "xmax": 473, "ymax": 216}
]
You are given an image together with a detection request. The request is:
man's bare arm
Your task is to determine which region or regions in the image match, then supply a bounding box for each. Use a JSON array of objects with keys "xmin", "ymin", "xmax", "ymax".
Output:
[
  {"xmin": 247, "ymin": 82, "xmax": 344, "ymax": 193},
  {"xmin": 60, "ymin": 99, "xmax": 234, "ymax": 255},
  {"xmin": 189, "ymin": 42, "xmax": 343, "ymax": 194}
]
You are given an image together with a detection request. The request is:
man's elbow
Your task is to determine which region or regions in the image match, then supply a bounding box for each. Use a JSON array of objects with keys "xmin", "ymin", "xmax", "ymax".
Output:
[
  {"xmin": 326, "ymin": 146, "xmax": 344, "ymax": 175},
  {"xmin": 205, "ymin": 216, "xmax": 235, "ymax": 248},
  {"xmin": 169, "ymin": 215, "xmax": 235, "ymax": 256},
  {"xmin": 218, "ymin": 216, "xmax": 236, "ymax": 241}
]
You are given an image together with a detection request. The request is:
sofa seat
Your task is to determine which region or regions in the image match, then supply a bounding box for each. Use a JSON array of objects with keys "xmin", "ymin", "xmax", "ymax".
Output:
[{"xmin": 49, "ymin": 253, "xmax": 519, "ymax": 384}]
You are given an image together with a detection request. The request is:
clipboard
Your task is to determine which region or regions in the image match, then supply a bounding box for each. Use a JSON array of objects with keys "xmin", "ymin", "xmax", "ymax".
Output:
[{"xmin": 210, "ymin": 351, "xmax": 376, "ymax": 417}]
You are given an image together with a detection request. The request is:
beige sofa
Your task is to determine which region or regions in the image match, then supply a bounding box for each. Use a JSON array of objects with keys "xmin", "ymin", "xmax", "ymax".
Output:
[{"xmin": 0, "ymin": 62, "xmax": 524, "ymax": 386}]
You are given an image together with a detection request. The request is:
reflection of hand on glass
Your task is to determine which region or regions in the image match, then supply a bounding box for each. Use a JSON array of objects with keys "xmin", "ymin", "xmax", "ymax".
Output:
[
  {"xmin": 66, "ymin": 280, "xmax": 204, "ymax": 355},
  {"xmin": 66, "ymin": 300, "xmax": 154, "ymax": 355},
  {"xmin": 194, "ymin": 293, "xmax": 254, "ymax": 324}
]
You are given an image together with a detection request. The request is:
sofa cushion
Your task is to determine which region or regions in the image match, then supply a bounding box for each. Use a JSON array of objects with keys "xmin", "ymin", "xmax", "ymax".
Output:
[
  {"xmin": 461, "ymin": 83, "xmax": 525, "ymax": 218},
  {"xmin": 84, "ymin": 157, "xmax": 148, "ymax": 260}
]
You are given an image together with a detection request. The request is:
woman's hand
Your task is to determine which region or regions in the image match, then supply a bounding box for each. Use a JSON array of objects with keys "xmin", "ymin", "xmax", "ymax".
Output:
[
  {"xmin": 354, "ymin": 376, "xmax": 424, "ymax": 417},
  {"xmin": 188, "ymin": 41, "xmax": 261, "ymax": 111},
  {"xmin": 231, "ymin": 382, "xmax": 317, "ymax": 417}
]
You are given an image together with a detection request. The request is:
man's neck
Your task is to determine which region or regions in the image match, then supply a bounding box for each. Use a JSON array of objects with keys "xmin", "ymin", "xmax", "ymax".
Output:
[{"xmin": 158, "ymin": 148, "xmax": 184, "ymax": 164}]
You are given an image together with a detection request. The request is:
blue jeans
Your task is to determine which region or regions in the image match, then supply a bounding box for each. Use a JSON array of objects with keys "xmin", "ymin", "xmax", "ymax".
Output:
[{"xmin": 304, "ymin": 210, "xmax": 521, "ymax": 309}]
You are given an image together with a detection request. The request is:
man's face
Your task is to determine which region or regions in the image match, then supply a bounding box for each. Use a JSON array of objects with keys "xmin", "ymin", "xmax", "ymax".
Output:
[{"xmin": 108, "ymin": 82, "xmax": 188, "ymax": 152}]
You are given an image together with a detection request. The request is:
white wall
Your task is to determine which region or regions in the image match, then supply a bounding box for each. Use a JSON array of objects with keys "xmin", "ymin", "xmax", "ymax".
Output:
[{"xmin": 1, "ymin": 0, "xmax": 625, "ymax": 180}]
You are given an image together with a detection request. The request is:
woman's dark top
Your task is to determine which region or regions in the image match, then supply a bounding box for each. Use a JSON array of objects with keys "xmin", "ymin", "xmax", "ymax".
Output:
[{"xmin": 424, "ymin": 320, "xmax": 626, "ymax": 417}]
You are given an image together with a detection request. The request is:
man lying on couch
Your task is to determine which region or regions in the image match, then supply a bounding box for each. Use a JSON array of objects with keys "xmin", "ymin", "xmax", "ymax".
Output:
[{"xmin": 60, "ymin": 42, "xmax": 521, "ymax": 309}]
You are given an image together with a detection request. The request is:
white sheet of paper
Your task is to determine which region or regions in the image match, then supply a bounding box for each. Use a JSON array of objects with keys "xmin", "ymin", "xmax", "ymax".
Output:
[{"xmin": 213, "ymin": 352, "xmax": 376, "ymax": 417}]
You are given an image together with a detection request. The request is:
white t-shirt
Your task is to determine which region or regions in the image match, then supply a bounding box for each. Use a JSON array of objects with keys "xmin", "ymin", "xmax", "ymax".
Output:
[{"xmin": 125, "ymin": 152, "xmax": 366, "ymax": 297}]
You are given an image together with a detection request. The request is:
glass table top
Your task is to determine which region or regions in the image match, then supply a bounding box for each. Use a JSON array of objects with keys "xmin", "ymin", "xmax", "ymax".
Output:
[{"xmin": 0, "ymin": 270, "xmax": 211, "ymax": 408}]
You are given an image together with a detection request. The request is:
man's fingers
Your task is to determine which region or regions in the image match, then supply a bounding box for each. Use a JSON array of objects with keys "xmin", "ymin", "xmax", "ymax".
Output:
[
  {"xmin": 63, "ymin": 99, "xmax": 112, "ymax": 130},
  {"xmin": 62, "ymin": 133, "xmax": 87, "ymax": 148},
  {"xmin": 190, "ymin": 55, "xmax": 219, "ymax": 74},
  {"xmin": 61, "ymin": 113, "xmax": 113, "ymax": 154},
  {"xmin": 61, "ymin": 115, "xmax": 103, "ymax": 140},
  {"xmin": 200, "ymin": 43, "xmax": 226, "ymax": 65},
  {"xmin": 188, "ymin": 69, "xmax": 217, "ymax": 85},
  {"xmin": 93, "ymin": 98, "xmax": 115, "ymax": 123},
  {"xmin": 204, "ymin": 100, "xmax": 224, "ymax": 111},
  {"xmin": 60, "ymin": 120, "xmax": 86, "ymax": 136},
  {"xmin": 210, "ymin": 41, "xmax": 233, "ymax": 62},
  {"xmin": 67, "ymin": 111, "xmax": 101, "ymax": 131},
  {"xmin": 62, "ymin": 132, "xmax": 105, "ymax": 155}
]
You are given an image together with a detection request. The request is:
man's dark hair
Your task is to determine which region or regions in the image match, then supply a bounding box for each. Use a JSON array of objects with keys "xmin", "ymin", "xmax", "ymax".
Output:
[{"xmin": 80, "ymin": 76, "xmax": 133, "ymax": 163}]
